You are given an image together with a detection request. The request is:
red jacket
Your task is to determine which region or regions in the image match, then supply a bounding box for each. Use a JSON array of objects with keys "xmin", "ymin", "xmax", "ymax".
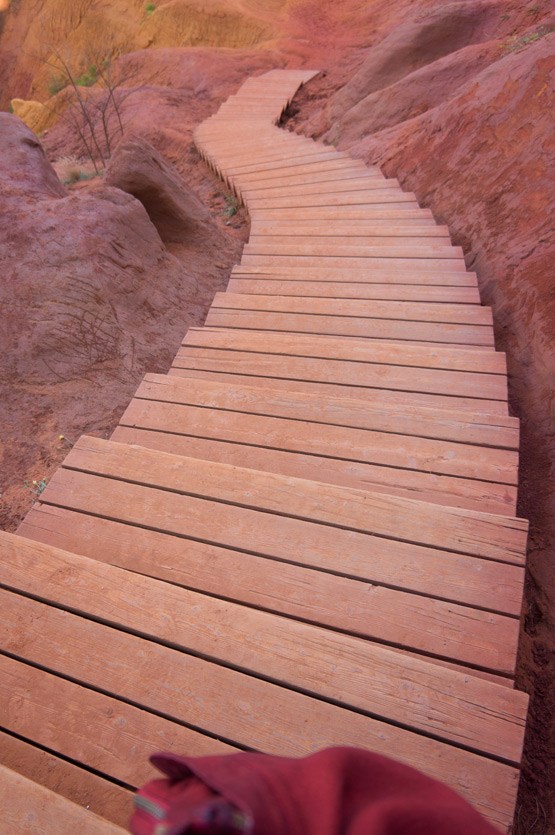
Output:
[{"xmin": 129, "ymin": 747, "xmax": 498, "ymax": 834}]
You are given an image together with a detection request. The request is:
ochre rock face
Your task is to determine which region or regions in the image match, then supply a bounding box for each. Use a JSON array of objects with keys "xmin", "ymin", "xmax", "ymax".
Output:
[{"xmin": 0, "ymin": 0, "xmax": 285, "ymax": 111}]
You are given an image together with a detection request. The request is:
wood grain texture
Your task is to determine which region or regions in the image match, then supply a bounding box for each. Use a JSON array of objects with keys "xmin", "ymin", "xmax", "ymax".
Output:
[
  {"xmin": 227, "ymin": 278, "xmax": 480, "ymax": 302},
  {"xmin": 0, "ymin": 763, "xmax": 128, "ymax": 834},
  {"xmin": 58, "ymin": 437, "xmax": 529, "ymax": 565},
  {"xmin": 230, "ymin": 264, "xmax": 477, "ymax": 285},
  {"xmin": 19, "ymin": 503, "xmax": 524, "ymax": 619},
  {"xmin": 182, "ymin": 328, "xmax": 505, "ymax": 372},
  {"xmin": 0, "ymin": 538, "xmax": 527, "ymax": 754},
  {"xmin": 174, "ymin": 348, "xmax": 507, "ymax": 413},
  {"xmin": 136, "ymin": 373, "xmax": 520, "ymax": 448},
  {"xmin": 116, "ymin": 400, "xmax": 517, "ymax": 514},
  {"xmin": 169, "ymin": 364, "xmax": 508, "ymax": 415},
  {"xmin": 0, "ymin": 733, "xmax": 134, "ymax": 828}
]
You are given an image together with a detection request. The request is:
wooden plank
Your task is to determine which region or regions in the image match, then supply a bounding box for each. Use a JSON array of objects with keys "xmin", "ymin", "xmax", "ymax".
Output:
[
  {"xmin": 242, "ymin": 177, "xmax": 402, "ymax": 197},
  {"xmin": 245, "ymin": 207, "xmax": 436, "ymax": 221},
  {"xmin": 0, "ymin": 732, "xmax": 133, "ymax": 828},
  {"xmin": 231, "ymin": 264, "xmax": 477, "ymax": 286},
  {"xmin": 249, "ymin": 221, "xmax": 448, "ymax": 235},
  {"xmin": 0, "ymin": 654, "xmax": 235, "ymax": 785},
  {"xmin": 243, "ymin": 241, "xmax": 462, "ymax": 258},
  {"xmin": 53, "ymin": 436, "xmax": 528, "ymax": 564},
  {"xmin": 173, "ymin": 347, "xmax": 507, "ymax": 411},
  {"xmin": 198, "ymin": 143, "xmax": 333, "ymax": 165},
  {"xmin": 232, "ymin": 161, "xmax": 371, "ymax": 184},
  {"xmin": 223, "ymin": 152, "xmax": 357, "ymax": 176},
  {"xmin": 204, "ymin": 309, "xmax": 495, "ymax": 348},
  {"xmin": 112, "ymin": 422, "xmax": 516, "ymax": 515},
  {"xmin": 170, "ymin": 362, "xmax": 506, "ymax": 414},
  {"xmin": 19, "ymin": 502, "xmax": 524, "ymax": 627},
  {"xmin": 182, "ymin": 327, "xmax": 505, "ymax": 374},
  {"xmin": 0, "ymin": 543, "xmax": 527, "ymax": 754},
  {"xmin": 211, "ymin": 293, "xmax": 490, "ymax": 325},
  {"xmin": 246, "ymin": 191, "xmax": 420, "ymax": 208},
  {"xmin": 135, "ymin": 373, "xmax": 520, "ymax": 448},
  {"xmin": 248, "ymin": 234, "xmax": 455, "ymax": 248},
  {"xmin": 0, "ymin": 530, "xmax": 520, "ymax": 672},
  {"xmin": 30, "ymin": 463, "xmax": 526, "ymax": 612},
  {"xmin": 0, "ymin": 763, "xmax": 127, "ymax": 834},
  {"xmin": 240, "ymin": 253, "xmax": 468, "ymax": 272},
  {"xmin": 118, "ymin": 394, "xmax": 517, "ymax": 486},
  {"xmin": 235, "ymin": 160, "xmax": 373, "ymax": 177},
  {"xmin": 227, "ymin": 278, "xmax": 480, "ymax": 303}
]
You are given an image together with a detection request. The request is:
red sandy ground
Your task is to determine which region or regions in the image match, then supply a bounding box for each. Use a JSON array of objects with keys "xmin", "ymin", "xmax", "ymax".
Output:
[{"xmin": 1, "ymin": 0, "xmax": 555, "ymax": 831}]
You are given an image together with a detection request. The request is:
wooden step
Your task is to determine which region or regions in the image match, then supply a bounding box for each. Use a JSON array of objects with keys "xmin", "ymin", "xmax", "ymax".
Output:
[
  {"xmin": 230, "ymin": 264, "xmax": 477, "ymax": 286},
  {"xmin": 227, "ymin": 278, "xmax": 479, "ymax": 303},
  {"xmin": 0, "ymin": 732, "xmax": 133, "ymax": 828},
  {"xmin": 133, "ymin": 372, "xmax": 520, "ymax": 447},
  {"xmin": 175, "ymin": 337, "xmax": 504, "ymax": 404},
  {"xmin": 115, "ymin": 390, "xmax": 517, "ymax": 514},
  {"xmin": 0, "ymin": 763, "xmax": 127, "ymax": 834},
  {"xmin": 211, "ymin": 293, "xmax": 489, "ymax": 323},
  {"xmin": 4, "ymin": 522, "xmax": 527, "ymax": 744}
]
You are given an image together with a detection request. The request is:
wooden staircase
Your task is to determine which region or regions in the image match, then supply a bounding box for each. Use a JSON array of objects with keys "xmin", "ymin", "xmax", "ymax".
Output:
[{"xmin": 0, "ymin": 70, "xmax": 529, "ymax": 832}]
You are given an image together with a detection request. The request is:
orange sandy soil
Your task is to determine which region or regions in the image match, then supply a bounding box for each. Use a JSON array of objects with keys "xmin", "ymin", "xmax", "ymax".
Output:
[{"xmin": 1, "ymin": 0, "xmax": 555, "ymax": 831}]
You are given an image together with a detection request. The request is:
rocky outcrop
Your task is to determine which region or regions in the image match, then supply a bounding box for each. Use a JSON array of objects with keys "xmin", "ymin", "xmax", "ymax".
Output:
[
  {"xmin": 104, "ymin": 134, "xmax": 213, "ymax": 242},
  {"xmin": 0, "ymin": 113, "xmax": 240, "ymax": 532},
  {"xmin": 327, "ymin": 0, "xmax": 508, "ymax": 122}
]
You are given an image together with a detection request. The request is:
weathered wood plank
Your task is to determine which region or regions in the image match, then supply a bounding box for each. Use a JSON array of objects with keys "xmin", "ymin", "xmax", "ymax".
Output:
[
  {"xmin": 204, "ymin": 309, "xmax": 495, "ymax": 347},
  {"xmin": 1, "ymin": 530, "xmax": 521, "ymax": 674},
  {"xmin": 0, "ymin": 733, "xmax": 133, "ymax": 828},
  {"xmin": 19, "ymin": 498, "xmax": 524, "ymax": 620},
  {"xmin": 243, "ymin": 241, "xmax": 464, "ymax": 258},
  {"xmin": 248, "ymin": 234, "xmax": 455, "ymax": 249},
  {"xmin": 122, "ymin": 393, "xmax": 515, "ymax": 480},
  {"xmin": 0, "ymin": 763, "xmax": 128, "ymax": 834},
  {"xmin": 0, "ymin": 540, "xmax": 527, "ymax": 753},
  {"xmin": 211, "ymin": 293, "xmax": 490, "ymax": 324},
  {"xmin": 247, "ymin": 190, "xmax": 420, "ymax": 208},
  {"xmin": 249, "ymin": 223, "xmax": 448, "ymax": 237},
  {"xmin": 227, "ymin": 278, "xmax": 480, "ymax": 303},
  {"xmin": 112, "ymin": 422, "xmax": 516, "ymax": 515},
  {"xmin": 230, "ymin": 264, "xmax": 476, "ymax": 285},
  {"xmin": 181, "ymin": 328, "xmax": 505, "ymax": 373},
  {"xmin": 54, "ymin": 437, "xmax": 529, "ymax": 564},
  {"xmin": 239, "ymin": 254, "xmax": 469, "ymax": 273},
  {"xmin": 242, "ymin": 177, "xmax": 402, "ymax": 197},
  {"xmin": 136, "ymin": 373, "xmax": 520, "ymax": 448}
]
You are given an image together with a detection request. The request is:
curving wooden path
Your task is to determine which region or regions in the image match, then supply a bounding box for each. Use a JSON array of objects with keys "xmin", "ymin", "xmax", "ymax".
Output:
[{"xmin": 0, "ymin": 70, "xmax": 529, "ymax": 832}]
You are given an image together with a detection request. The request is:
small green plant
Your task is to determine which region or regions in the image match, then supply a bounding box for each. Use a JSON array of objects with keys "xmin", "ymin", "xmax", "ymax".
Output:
[
  {"xmin": 8, "ymin": 102, "xmax": 14, "ymax": 114},
  {"xmin": 145, "ymin": 2, "xmax": 156, "ymax": 13},
  {"xmin": 75, "ymin": 63, "xmax": 99, "ymax": 87},
  {"xmin": 55, "ymin": 155, "xmax": 98, "ymax": 185},
  {"xmin": 223, "ymin": 194, "xmax": 238, "ymax": 217},
  {"xmin": 23, "ymin": 477, "xmax": 47, "ymax": 503},
  {"xmin": 500, "ymin": 13, "xmax": 509, "ymax": 20},
  {"xmin": 501, "ymin": 24, "xmax": 555, "ymax": 52},
  {"xmin": 47, "ymin": 73, "xmax": 67, "ymax": 96}
]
